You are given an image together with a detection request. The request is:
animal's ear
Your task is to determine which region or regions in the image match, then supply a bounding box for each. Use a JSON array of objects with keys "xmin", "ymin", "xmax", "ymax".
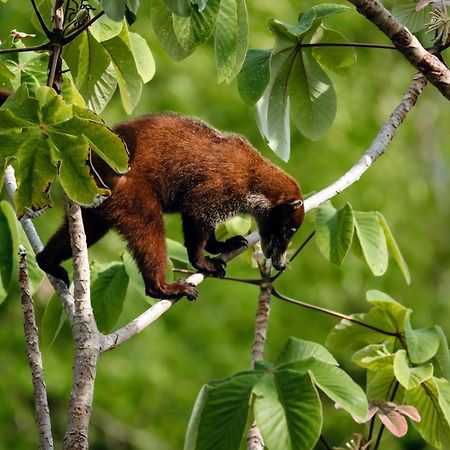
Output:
[{"xmin": 274, "ymin": 199, "xmax": 303, "ymax": 216}]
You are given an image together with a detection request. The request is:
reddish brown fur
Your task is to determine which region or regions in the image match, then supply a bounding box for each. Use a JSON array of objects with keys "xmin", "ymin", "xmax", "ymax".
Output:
[{"xmin": 31, "ymin": 113, "xmax": 304, "ymax": 300}]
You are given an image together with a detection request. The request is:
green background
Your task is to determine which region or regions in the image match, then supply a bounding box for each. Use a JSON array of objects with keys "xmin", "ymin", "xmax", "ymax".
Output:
[{"xmin": 0, "ymin": 0, "xmax": 448, "ymax": 448}]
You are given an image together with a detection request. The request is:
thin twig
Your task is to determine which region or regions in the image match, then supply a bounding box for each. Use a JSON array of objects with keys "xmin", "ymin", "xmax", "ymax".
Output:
[
  {"xmin": 18, "ymin": 246, "xmax": 54, "ymax": 450},
  {"xmin": 63, "ymin": 10, "xmax": 105, "ymax": 43},
  {"xmin": 271, "ymin": 231, "xmax": 316, "ymax": 282},
  {"xmin": 271, "ymin": 289, "xmax": 400, "ymax": 337},
  {"xmin": 0, "ymin": 42, "xmax": 50, "ymax": 55},
  {"xmin": 30, "ymin": 0, "xmax": 52, "ymax": 38},
  {"xmin": 299, "ymin": 42, "xmax": 396, "ymax": 50}
]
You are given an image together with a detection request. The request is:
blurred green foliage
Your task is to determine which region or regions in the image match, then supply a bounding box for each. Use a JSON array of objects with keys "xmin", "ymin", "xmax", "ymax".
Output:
[{"xmin": 0, "ymin": 0, "xmax": 449, "ymax": 448}]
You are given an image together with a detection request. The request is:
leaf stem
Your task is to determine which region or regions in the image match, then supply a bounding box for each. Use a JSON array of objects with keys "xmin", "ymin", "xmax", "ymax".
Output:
[
  {"xmin": 63, "ymin": 10, "xmax": 105, "ymax": 44},
  {"xmin": 299, "ymin": 42, "xmax": 396, "ymax": 50},
  {"xmin": 271, "ymin": 289, "xmax": 400, "ymax": 337},
  {"xmin": 271, "ymin": 231, "xmax": 315, "ymax": 282},
  {"xmin": 0, "ymin": 42, "xmax": 51, "ymax": 54},
  {"xmin": 172, "ymin": 268, "xmax": 262, "ymax": 286},
  {"xmin": 30, "ymin": 0, "xmax": 52, "ymax": 38}
]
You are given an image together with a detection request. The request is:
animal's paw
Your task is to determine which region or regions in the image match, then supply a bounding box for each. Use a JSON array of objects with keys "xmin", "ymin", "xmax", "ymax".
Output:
[
  {"xmin": 224, "ymin": 235, "xmax": 248, "ymax": 251},
  {"xmin": 206, "ymin": 257, "xmax": 227, "ymax": 278},
  {"xmin": 146, "ymin": 280, "xmax": 198, "ymax": 301}
]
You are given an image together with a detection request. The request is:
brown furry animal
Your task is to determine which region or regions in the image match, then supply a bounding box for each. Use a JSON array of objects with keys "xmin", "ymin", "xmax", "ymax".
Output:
[{"xmin": 27, "ymin": 111, "xmax": 304, "ymax": 300}]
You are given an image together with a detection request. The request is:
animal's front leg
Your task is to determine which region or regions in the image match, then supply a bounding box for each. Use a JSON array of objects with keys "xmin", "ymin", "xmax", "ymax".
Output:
[{"xmin": 182, "ymin": 215, "xmax": 227, "ymax": 278}]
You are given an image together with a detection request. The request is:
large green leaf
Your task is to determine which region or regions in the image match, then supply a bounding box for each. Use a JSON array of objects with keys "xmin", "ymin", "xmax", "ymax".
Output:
[
  {"xmin": 366, "ymin": 366, "xmax": 396, "ymax": 400},
  {"xmin": 297, "ymin": 4, "xmax": 352, "ymax": 36},
  {"xmin": 164, "ymin": 0, "xmax": 191, "ymax": 16},
  {"xmin": 14, "ymin": 131, "xmax": 56, "ymax": 217},
  {"xmin": 315, "ymin": 202, "xmax": 354, "ymax": 265},
  {"xmin": 214, "ymin": 0, "xmax": 248, "ymax": 83},
  {"xmin": 100, "ymin": 24, "xmax": 143, "ymax": 113},
  {"xmin": 237, "ymin": 49, "xmax": 271, "ymax": 105},
  {"xmin": 378, "ymin": 212, "xmax": 411, "ymax": 284},
  {"xmin": 253, "ymin": 371, "xmax": 322, "ymax": 450},
  {"xmin": 89, "ymin": 15, "xmax": 124, "ymax": 41},
  {"xmin": 394, "ymin": 350, "xmax": 433, "ymax": 390},
  {"xmin": 405, "ymin": 378, "xmax": 450, "ymax": 449},
  {"xmin": 0, "ymin": 201, "xmax": 18, "ymax": 303},
  {"xmin": 102, "ymin": 0, "xmax": 127, "ymax": 21},
  {"xmin": 91, "ymin": 263, "xmax": 129, "ymax": 333},
  {"xmin": 64, "ymin": 32, "xmax": 118, "ymax": 114},
  {"xmin": 405, "ymin": 312, "xmax": 441, "ymax": 364},
  {"xmin": 151, "ymin": 0, "xmax": 196, "ymax": 60},
  {"xmin": 172, "ymin": 0, "xmax": 220, "ymax": 52},
  {"xmin": 354, "ymin": 211, "xmax": 388, "ymax": 276},
  {"xmin": 129, "ymin": 32, "xmax": 156, "ymax": 83},
  {"xmin": 310, "ymin": 27, "xmax": 356, "ymax": 76},
  {"xmin": 185, "ymin": 371, "xmax": 263, "ymax": 450},
  {"xmin": 392, "ymin": 0, "xmax": 431, "ymax": 33},
  {"xmin": 289, "ymin": 49, "xmax": 336, "ymax": 141},
  {"xmin": 274, "ymin": 336, "xmax": 338, "ymax": 366}
]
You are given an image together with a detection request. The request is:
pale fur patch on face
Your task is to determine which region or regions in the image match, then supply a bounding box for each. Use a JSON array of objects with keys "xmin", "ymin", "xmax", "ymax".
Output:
[{"xmin": 245, "ymin": 193, "xmax": 272, "ymax": 213}]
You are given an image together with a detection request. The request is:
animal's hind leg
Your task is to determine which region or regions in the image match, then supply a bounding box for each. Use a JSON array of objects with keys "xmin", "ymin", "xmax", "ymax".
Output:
[
  {"xmin": 36, "ymin": 208, "xmax": 111, "ymax": 286},
  {"xmin": 114, "ymin": 201, "xmax": 198, "ymax": 300}
]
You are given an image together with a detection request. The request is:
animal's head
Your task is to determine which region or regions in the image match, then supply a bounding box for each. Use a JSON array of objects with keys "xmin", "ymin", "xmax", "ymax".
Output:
[{"xmin": 258, "ymin": 198, "xmax": 304, "ymax": 270}]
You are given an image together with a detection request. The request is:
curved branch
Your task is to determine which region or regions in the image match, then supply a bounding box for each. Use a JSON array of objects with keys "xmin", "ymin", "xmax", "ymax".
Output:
[
  {"xmin": 347, "ymin": 0, "xmax": 450, "ymax": 100},
  {"xmin": 0, "ymin": 42, "xmax": 50, "ymax": 54},
  {"xmin": 304, "ymin": 72, "xmax": 427, "ymax": 212},
  {"xmin": 4, "ymin": 167, "xmax": 75, "ymax": 321}
]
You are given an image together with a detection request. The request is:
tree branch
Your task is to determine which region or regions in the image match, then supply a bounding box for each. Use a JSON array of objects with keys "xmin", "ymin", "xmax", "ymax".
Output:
[
  {"xmin": 4, "ymin": 166, "xmax": 76, "ymax": 321},
  {"xmin": 304, "ymin": 71, "xmax": 427, "ymax": 212},
  {"xmin": 63, "ymin": 11, "xmax": 105, "ymax": 44},
  {"xmin": 299, "ymin": 42, "xmax": 396, "ymax": 50},
  {"xmin": 62, "ymin": 199, "xmax": 101, "ymax": 450},
  {"xmin": 18, "ymin": 246, "xmax": 54, "ymax": 450},
  {"xmin": 346, "ymin": 0, "xmax": 450, "ymax": 100},
  {"xmin": 30, "ymin": 0, "xmax": 52, "ymax": 38},
  {"xmin": 0, "ymin": 42, "xmax": 50, "ymax": 54}
]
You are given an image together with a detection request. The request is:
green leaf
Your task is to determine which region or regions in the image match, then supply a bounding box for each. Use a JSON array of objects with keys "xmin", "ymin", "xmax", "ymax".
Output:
[
  {"xmin": 256, "ymin": 40, "xmax": 296, "ymax": 161},
  {"xmin": 392, "ymin": 0, "xmax": 431, "ymax": 33},
  {"xmin": 237, "ymin": 49, "xmax": 271, "ymax": 105},
  {"xmin": 91, "ymin": 262, "xmax": 129, "ymax": 333},
  {"xmin": 90, "ymin": 15, "xmax": 124, "ymax": 42},
  {"xmin": 0, "ymin": 60, "xmax": 14, "ymax": 81},
  {"xmin": 352, "ymin": 344, "xmax": 395, "ymax": 371},
  {"xmin": 405, "ymin": 312, "xmax": 441, "ymax": 364},
  {"xmin": 64, "ymin": 32, "xmax": 118, "ymax": 114},
  {"xmin": 366, "ymin": 290, "xmax": 409, "ymax": 332},
  {"xmin": 51, "ymin": 113, "xmax": 128, "ymax": 173},
  {"xmin": 315, "ymin": 202, "xmax": 354, "ymax": 265},
  {"xmin": 434, "ymin": 326, "xmax": 450, "ymax": 380},
  {"xmin": 185, "ymin": 371, "xmax": 263, "ymax": 450},
  {"xmin": 405, "ymin": 378, "xmax": 450, "ymax": 449},
  {"xmin": 48, "ymin": 131, "xmax": 109, "ymax": 205},
  {"xmin": 275, "ymin": 336, "xmax": 338, "ymax": 366},
  {"xmin": 0, "ymin": 201, "xmax": 18, "ymax": 303},
  {"xmin": 191, "ymin": 0, "xmax": 209, "ymax": 12},
  {"xmin": 129, "ymin": 32, "xmax": 156, "ymax": 83},
  {"xmin": 222, "ymin": 215, "xmax": 251, "ymax": 238},
  {"xmin": 394, "ymin": 350, "xmax": 433, "ymax": 390},
  {"xmin": 353, "ymin": 211, "xmax": 388, "ymax": 276},
  {"xmin": 378, "ymin": 212, "xmax": 411, "ymax": 284},
  {"xmin": 102, "ymin": 0, "xmax": 127, "ymax": 21},
  {"xmin": 289, "ymin": 49, "xmax": 337, "ymax": 141},
  {"xmin": 164, "ymin": 0, "xmax": 191, "ymax": 16},
  {"xmin": 40, "ymin": 293, "xmax": 66, "ymax": 348},
  {"xmin": 214, "ymin": 0, "xmax": 248, "ymax": 83},
  {"xmin": 101, "ymin": 23, "xmax": 143, "ymax": 113},
  {"xmin": 166, "ymin": 238, "xmax": 190, "ymax": 265},
  {"xmin": 172, "ymin": 0, "xmax": 220, "ymax": 51},
  {"xmin": 1, "ymin": 83, "xmax": 41, "ymax": 122},
  {"xmin": 307, "ymin": 360, "xmax": 368, "ymax": 420},
  {"xmin": 254, "ymin": 371, "xmax": 322, "ymax": 450},
  {"xmin": 14, "ymin": 131, "xmax": 56, "ymax": 217},
  {"xmin": 297, "ymin": 4, "xmax": 351, "ymax": 35},
  {"xmin": 310, "ymin": 27, "xmax": 356, "ymax": 76},
  {"xmin": 366, "ymin": 366, "xmax": 396, "ymax": 400},
  {"xmin": 151, "ymin": 0, "xmax": 196, "ymax": 60}
]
